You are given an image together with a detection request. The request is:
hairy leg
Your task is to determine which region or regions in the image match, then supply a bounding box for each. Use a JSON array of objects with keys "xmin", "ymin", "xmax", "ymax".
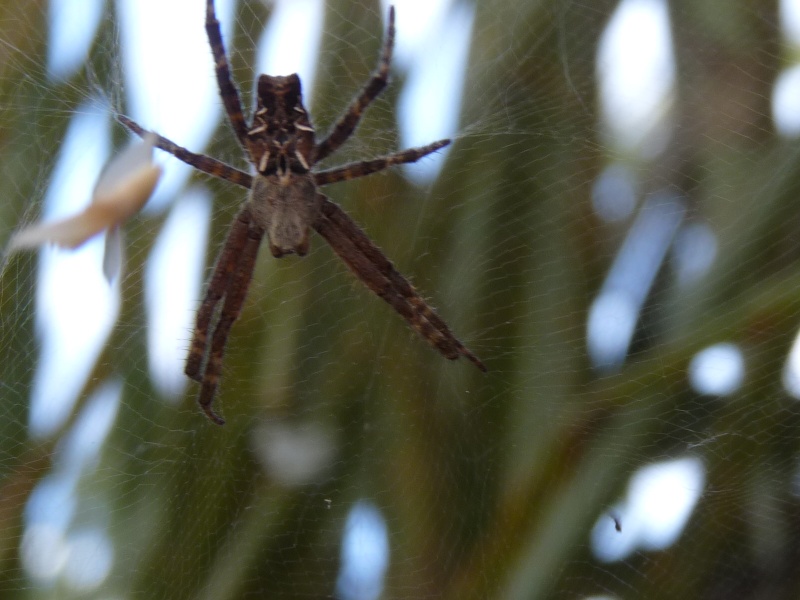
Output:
[
  {"xmin": 313, "ymin": 6, "xmax": 396, "ymax": 164},
  {"xmin": 205, "ymin": 0, "xmax": 249, "ymax": 149},
  {"xmin": 313, "ymin": 195, "xmax": 486, "ymax": 371},
  {"xmin": 197, "ymin": 221, "xmax": 264, "ymax": 425},
  {"xmin": 118, "ymin": 115, "xmax": 253, "ymax": 188},
  {"xmin": 185, "ymin": 205, "xmax": 254, "ymax": 382},
  {"xmin": 314, "ymin": 139, "xmax": 450, "ymax": 186}
]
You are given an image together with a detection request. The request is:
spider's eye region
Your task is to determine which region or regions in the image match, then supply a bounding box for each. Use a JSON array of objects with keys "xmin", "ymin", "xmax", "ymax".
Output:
[{"xmin": 257, "ymin": 74, "xmax": 303, "ymax": 118}]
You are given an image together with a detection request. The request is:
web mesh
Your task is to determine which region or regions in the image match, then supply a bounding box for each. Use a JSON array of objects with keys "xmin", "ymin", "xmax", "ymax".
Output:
[{"xmin": 1, "ymin": 0, "xmax": 798, "ymax": 598}]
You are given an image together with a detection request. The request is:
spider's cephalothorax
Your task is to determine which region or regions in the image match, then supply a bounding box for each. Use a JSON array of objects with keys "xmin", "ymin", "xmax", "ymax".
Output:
[
  {"xmin": 119, "ymin": 0, "xmax": 486, "ymax": 425},
  {"xmin": 249, "ymin": 74, "xmax": 315, "ymax": 178},
  {"xmin": 248, "ymin": 75, "xmax": 319, "ymax": 258}
]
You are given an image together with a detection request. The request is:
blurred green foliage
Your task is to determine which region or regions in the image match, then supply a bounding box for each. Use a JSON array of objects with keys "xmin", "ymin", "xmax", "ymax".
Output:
[{"xmin": 2, "ymin": 0, "xmax": 800, "ymax": 598}]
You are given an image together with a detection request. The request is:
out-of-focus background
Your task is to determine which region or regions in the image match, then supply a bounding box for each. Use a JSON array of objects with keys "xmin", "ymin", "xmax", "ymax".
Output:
[{"xmin": 2, "ymin": 0, "xmax": 800, "ymax": 598}]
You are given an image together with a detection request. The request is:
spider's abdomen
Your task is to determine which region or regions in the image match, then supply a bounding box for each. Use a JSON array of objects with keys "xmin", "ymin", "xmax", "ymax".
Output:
[{"xmin": 249, "ymin": 173, "xmax": 321, "ymax": 258}]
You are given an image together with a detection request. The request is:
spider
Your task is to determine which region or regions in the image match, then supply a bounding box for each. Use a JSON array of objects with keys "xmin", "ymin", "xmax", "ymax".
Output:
[{"xmin": 119, "ymin": 0, "xmax": 486, "ymax": 425}]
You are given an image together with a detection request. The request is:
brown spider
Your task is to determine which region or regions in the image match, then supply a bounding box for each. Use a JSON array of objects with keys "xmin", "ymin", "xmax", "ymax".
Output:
[{"xmin": 119, "ymin": 0, "xmax": 486, "ymax": 425}]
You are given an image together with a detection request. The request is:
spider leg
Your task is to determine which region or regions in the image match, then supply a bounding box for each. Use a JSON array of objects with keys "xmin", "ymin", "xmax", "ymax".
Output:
[
  {"xmin": 314, "ymin": 139, "xmax": 450, "ymax": 186},
  {"xmin": 185, "ymin": 205, "xmax": 253, "ymax": 383},
  {"xmin": 118, "ymin": 115, "xmax": 254, "ymax": 189},
  {"xmin": 205, "ymin": 0, "xmax": 250, "ymax": 150},
  {"xmin": 313, "ymin": 7, "xmax": 396, "ymax": 164},
  {"xmin": 197, "ymin": 220, "xmax": 264, "ymax": 425},
  {"xmin": 313, "ymin": 194, "xmax": 486, "ymax": 371}
]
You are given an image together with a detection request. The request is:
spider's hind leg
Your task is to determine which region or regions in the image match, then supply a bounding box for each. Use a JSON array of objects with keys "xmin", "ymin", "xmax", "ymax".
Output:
[
  {"xmin": 313, "ymin": 195, "xmax": 486, "ymax": 372},
  {"xmin": 185, "ymin": 205, "xmax": 255, "ymax": 383},
  {"xmin": 195, "ymin": 219, "xmax": 264, "ymax": 425}
]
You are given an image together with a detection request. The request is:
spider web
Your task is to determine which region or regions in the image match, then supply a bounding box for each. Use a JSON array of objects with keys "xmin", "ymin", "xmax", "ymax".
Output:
[{"xmin": 1, "ymin": 0, "xmax": 799, "ymax": 598}]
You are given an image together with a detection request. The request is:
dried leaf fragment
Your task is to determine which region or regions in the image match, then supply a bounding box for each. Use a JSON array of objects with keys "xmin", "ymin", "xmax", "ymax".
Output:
[{"xmin": 8, "ymin": 134, "xmax": 162, "ymax": 251}]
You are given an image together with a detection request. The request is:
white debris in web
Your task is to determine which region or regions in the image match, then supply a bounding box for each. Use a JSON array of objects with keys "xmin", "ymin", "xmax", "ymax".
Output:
[{"xmin": 8, "ymin": 133, "xmax": 162, "ymax": 280}]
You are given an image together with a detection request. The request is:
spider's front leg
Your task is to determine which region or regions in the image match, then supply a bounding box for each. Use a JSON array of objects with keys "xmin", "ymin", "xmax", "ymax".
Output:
[{"xmin": 313, "ymin": 6, "xmax": 396, "ymax": 163}]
